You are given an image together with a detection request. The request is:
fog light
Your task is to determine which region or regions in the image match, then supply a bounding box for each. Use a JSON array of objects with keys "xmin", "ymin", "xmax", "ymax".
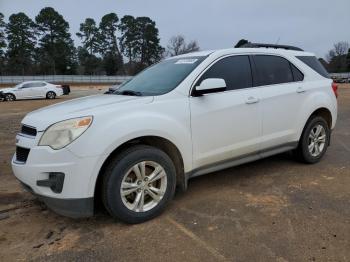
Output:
[{"xmin": 37, "ymin": 172, "xmax": 65, "ymax": 193}]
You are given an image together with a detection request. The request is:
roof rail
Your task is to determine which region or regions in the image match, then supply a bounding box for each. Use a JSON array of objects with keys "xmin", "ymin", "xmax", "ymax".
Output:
[{"xmin": 240, "ymin": 43, "xmax": 303, "ymax": 51}]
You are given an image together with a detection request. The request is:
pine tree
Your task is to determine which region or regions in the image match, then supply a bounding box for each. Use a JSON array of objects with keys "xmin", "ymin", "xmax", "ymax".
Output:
[
  {"xmin": 119, "ymin": 15, "xmax": 164, "ymax": 74},
  {"xmin": 76, "ymin": 18, "xmax": 100, "ymax": 55},
  {"xmin": 36, "ymin": 7, "xmax": 77, "ymax": 74},
  {"xmin": 6, "ymin": 12, "xmax": 36, "ymax": 75},
  {"xmin": 0, "ymin": 13, "xmax": 7, "ymax": 75},
  {"xmin": 99, "ymin": 13, "xmax": 123, "ymax": 75}
]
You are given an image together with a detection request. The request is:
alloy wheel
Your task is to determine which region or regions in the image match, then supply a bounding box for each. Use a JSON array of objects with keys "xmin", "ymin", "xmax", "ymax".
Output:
[
  {"xmin": 120, "ymin": 161, "xmax": 167, "ymax": 212},
  {"xmin": 5, "ymin": 94, "xmax": 14, "ymax": 101},
  {"xmin": 47, "ymin": 92, "xmax": 55, "ymax": 99},
  {"xmin": 308, "ymin": 124, "xmax": 326, "ymax": 157}
]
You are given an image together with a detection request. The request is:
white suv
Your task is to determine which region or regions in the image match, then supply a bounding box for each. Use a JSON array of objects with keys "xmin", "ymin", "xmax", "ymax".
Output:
[
  {"xmin": 12, "ymin": 44, "xmax": 338, "ymax": 223},
  {"xmin": 1, "ymin": 81, "xmax": 64, "ymax": 101}
]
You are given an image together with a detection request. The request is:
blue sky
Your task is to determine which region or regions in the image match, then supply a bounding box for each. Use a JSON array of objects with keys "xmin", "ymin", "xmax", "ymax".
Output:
[{"xmin": 1, "ymin": 0, "xmax": 349, "ymax": 58}]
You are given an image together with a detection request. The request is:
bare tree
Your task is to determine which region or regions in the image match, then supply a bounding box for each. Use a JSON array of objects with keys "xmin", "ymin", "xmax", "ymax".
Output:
[
  {"xmin": 326, "ymin": 49, "xmax": 336, "ymax": 62},
  {"xmin": 326, "ymin": 41, "xmax": 350, "ymax": 72},
  {"xmin": 167, "ymin": 35, "xmax": 200, "ymax": 56},
  {"xmin": 333, "ymin": 41, "xmax": 349, "ymax": 56},
  {"xmin": 326, "ymin": 41, "xmax": 349, "ymax": 62}
]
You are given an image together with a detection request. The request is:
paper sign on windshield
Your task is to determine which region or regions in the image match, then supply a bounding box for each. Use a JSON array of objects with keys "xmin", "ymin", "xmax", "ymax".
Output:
[{"xmin": 175, "ymin": 59, "xmax": 198, "ymax": 64}]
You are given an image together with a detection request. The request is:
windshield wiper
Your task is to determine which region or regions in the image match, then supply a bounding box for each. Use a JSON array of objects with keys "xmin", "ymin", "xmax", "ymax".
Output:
[{"xmin": 114, "ymin": 90, "xmax": 142, "ymax": 96}]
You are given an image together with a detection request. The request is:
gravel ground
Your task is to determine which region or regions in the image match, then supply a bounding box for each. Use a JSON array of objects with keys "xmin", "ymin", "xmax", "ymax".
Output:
[{"xmin": 0, "ymin": 85, "xmax": 349, "ymax": 262}]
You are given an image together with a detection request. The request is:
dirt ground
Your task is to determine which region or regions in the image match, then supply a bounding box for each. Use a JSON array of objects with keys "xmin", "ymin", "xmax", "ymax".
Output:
[{"xmin": 0, "ymin": 85, "xmax": 349, "ymax": 262}]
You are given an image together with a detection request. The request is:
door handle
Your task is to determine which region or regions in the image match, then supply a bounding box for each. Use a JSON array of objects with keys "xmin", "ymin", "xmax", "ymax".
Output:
[
  {"xmin": 245, "ymin": 96, "xmax": 259, "ymax": 104},
  {"xmin": 296, "ymin": 87, "xmax": 306, "ymax": 93}
]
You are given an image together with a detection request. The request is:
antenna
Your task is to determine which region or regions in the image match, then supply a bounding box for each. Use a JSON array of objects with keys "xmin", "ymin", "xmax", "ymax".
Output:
[{"xmin": 275, "ymin": 37, "xmax": 281, "ymax": 45}]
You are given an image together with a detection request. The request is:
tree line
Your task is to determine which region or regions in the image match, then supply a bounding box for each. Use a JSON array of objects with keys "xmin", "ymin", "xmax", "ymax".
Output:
[
  {"xmin": 0, "ymin": 7, "xmax": 200, "ymax": 76},
  {"xmin": 323, "ymin": 41, "xmax": 350, "ymax": 73},
  {"xmin": 2, "ymin": 7, "xmax": 346, "ymax": 76}
]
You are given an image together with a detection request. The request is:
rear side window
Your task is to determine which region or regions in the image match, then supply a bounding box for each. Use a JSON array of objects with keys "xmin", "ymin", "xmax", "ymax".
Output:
[
  {"xmin": 296, "ymin": 56, "xmax": 330, "ymax": 78},
  {"xmin": 290, "ymin": 64, "xmax": 304, "ymax": 81},
  {"xmin": 198, "ymin": 55, "xmax": 252, "ymax": 90},
  {"xmin": 253, "ymin": 55, "xmax": 293, "ymax": 86},
  {"xmin": 27, "ymin": 82, "xmax": 46, "ymax": 88}
]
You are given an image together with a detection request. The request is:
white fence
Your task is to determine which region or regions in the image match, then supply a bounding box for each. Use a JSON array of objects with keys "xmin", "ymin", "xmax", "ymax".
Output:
[
  {"xmin": 330, "ymin": 73, "xmax": 350, "ymax": 78},
  {"xmin": 1, "ymin": 73, "xmax": 348, "ymax": 85},
  {"xmin": 0, "ymin": 75, "xmax": 132, "ymax": 85}
]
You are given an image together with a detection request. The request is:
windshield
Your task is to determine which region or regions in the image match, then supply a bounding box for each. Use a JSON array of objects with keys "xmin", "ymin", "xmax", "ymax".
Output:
[{"xmin": 114, "ymin": 56, "xmax": 206, "ymax": 96}]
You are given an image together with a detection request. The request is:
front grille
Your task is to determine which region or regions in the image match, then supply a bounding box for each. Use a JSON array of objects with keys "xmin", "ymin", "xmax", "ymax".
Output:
[
  {"xmin": 16, "ymin": 146, "xmax": 30, "ymax": 163},
  {"xmin": 21, "ymin": 125, "xmax": 37, "ymax": 137}
]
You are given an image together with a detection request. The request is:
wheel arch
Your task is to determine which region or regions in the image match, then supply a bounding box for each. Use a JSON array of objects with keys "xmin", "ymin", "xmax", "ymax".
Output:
[
  {"xmin": 5, "ymin": 92, "xmax": 16, "ymax": 99},
  {"xmin": 309, "ymin": 108, "xmax": 332, "ymax": 129},
  {"xmin": 46, "ymin": 90, "xmax": 56, "ymax": 97},
  {"xmin": 298, "ymin": 107, "xmax": 333, "ymax": 143},
  {"xmin": 93, "ymin": 135, "xmax": 187, "ymax": 209}
]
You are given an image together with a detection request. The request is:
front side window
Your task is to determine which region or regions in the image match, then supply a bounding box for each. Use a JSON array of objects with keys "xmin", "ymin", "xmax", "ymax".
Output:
[
  {"xmin": 21, "ymin": 83, "xmax": 31, "ymax": 88},
  {"xmin": 197, "ymin": 55, "xmax": 253, "ymax": 91},
  {"xmin": 115, "ymin": 56, "xmax": 206, "ymax": 96},
  {"xmin": 253, "ymin": 55, "xmax": 293, "ymax": 86}
]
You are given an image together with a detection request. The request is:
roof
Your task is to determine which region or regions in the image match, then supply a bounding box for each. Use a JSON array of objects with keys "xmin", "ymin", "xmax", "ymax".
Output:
[
  {"xmin": 171, "ymin": 47, "xmax": 314, "ymax": 59},
  {"xmin": 21, "ymin": 80, "xmax": 47, "ymax": 84}
]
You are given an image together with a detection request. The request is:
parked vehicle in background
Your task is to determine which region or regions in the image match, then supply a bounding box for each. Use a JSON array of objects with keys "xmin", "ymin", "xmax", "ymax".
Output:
[
  {"xmin": 12, "ymin": 44, "xmax": 337, "ymax": 224},
  {"xmin": 60, "ymin": 84, "xmax": 71, "ymax": 95},
  {"xmin": 0, "ymin": 90, "xmax": 4, "ymax": 101},
  {"xmin": 331, "ymin": 76, "xmax": 350, "ymax": 83},
  {"xmin": 1, "ymin": 81, "xmax": 65, "ymax": 101}
]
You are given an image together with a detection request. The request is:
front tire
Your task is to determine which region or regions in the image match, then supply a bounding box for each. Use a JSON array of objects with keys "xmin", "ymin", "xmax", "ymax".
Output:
[
  {"xmin": 46, "ymin": 91, "xmax": 56, "ymax": 99},
  {"xmin": 295, "ymin": 116, "xmax": 330, "ymax": 164},
  {"xmin": 5, "ymin": 93, "xmax": 16, "ymax": 101},
  {"xmin": 102, "ymin": 145, "xmax": 176, "ymax": 224}
]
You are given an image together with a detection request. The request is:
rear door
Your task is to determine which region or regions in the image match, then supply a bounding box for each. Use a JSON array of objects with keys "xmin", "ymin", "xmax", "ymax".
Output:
[
  {"xmin": 251, "ymin": 55, "xmax": 305, "ymax": 154},
  {"xmin": 31, "ymin": 82, "xmax": 47, "ymax": 97},
  {"xmin": 190, "ymin": 55, "xmax": 262, "ymax": 170}
]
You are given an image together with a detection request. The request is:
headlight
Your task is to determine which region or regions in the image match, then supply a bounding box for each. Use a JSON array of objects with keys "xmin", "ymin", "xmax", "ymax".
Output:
[{"xmin": 39, "ymin": 116, "xmax": 93, "ymax": 150}]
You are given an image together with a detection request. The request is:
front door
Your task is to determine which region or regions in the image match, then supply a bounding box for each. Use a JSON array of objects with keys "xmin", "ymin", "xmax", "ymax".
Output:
[{"xmin": 190, "ymin": 55, "xmax": 262, "ymax": 170}]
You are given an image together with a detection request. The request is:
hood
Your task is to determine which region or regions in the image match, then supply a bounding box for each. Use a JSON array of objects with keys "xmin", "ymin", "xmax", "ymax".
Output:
[
  {"xmin": 0, "ymin": 87, "xmax": 15, "ymax": 93},
  {"xmin": 22, "ymin": 94, "xmax": 154, "ymax": 131}
]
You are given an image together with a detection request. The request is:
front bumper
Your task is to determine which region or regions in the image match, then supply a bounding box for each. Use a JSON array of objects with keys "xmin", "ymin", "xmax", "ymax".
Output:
[
  {"xmin": 0, "ymin": 91, "xmax": 4, "ymax": 100},
  {"xmin": 20, "ymin": 181, "xmax": 93, "ymax": 218},
  {"xmin": 12, "ymin": 133, "xmax": 104, "ymax": 218}
]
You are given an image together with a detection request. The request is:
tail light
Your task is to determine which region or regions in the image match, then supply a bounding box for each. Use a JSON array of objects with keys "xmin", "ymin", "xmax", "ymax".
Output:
[{"xmin": 332, "ymin": 82, "xmax": 338, "ymax": 98}]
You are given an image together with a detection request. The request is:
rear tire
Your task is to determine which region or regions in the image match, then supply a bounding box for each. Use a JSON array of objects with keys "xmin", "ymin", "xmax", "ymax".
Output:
[
  {"xmin": 4, "ymin": 93, "xmax": 16, "ymax": 101},
  {"xmin": 46, "ymin": 91, "xmax": 56, "ymax": 99},
  {"xmin": 102, "ymin": 145, "xmax": 176, "ymax": 224},
  {"xmin": 295, "ymin": 116, "xmax": 330, "ymax": 164}
]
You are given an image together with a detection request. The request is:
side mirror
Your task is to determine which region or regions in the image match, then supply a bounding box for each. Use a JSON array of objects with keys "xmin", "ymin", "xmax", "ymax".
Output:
[{"xmin": 193, "ymin": 78, "xmax": 227, "ymax": 96}]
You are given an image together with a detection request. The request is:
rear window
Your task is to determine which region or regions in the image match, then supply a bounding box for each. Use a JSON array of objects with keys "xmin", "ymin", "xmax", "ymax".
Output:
[{"xmin": 296, "ymin": 56, "xmax": 330, "ymax": 78}]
